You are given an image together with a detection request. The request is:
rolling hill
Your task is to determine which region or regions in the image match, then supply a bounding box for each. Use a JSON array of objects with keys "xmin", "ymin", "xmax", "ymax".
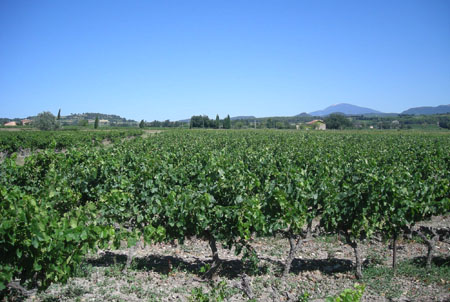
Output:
[
  {"xmin": 308, "ymin": 103, "xmax": 382, "ymax": 116},
  {"xmin": 401, "ymin": 105, "xmax": 450, "ymax": 115}
]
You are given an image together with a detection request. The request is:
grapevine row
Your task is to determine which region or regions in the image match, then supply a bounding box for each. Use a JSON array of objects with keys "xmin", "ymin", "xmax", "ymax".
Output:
[
  {"xmin": 1, "ymin": 130, "xmax": 449, "ymax": 294},
  {"xmin": 0, "ymin": 129, "xmax": 143, "ymax": 154}
]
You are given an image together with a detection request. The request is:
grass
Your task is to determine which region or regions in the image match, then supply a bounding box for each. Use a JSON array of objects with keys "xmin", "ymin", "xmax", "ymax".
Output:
[
  {"xmin": 396, "ymin": 257, "xmax": 450, "ymax": 284},
  {"xmin": 362, "ymin": 265, "xmax": 403, "ymax": 298},
  {"xmin": 363, "ymin": 257, "xmax": 450, "ymax": 299},
  {"xmin": 103, "ymin": 263, "xmax": 126, "ymax": 278},
  {"xmin": 73, "ymin": 262, "xmax": 95, "ymax": 278},
  {"xmin": 188, "ymin": 281, "xmax": 239, "ymax": 302},
  {"xmin": 363, "ymin": 248, "xmax": 386, "ymax": 267},
  {"xmin": 62, "ymin": 283, "xmax": 89, "ymax": 298}
]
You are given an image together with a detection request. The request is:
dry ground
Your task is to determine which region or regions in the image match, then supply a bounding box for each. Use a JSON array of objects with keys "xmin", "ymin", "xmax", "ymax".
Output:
[{"xmin": 18, "ymin": 218, "xmax": 449, "ymax": 302}]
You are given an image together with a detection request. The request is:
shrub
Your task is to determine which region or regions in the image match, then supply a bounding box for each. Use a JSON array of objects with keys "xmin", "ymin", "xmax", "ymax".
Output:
[{"xmin": 34, "ymin": 111, "xmax": 60, "ymax": 131}]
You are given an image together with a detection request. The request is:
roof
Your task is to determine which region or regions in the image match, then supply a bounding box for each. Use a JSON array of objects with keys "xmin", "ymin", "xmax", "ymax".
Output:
[
  {"xmin": 306, "ymin": 119, "xmax": 324, "ymax": 125},
  {"xmin": 4, "ymin": 121, "xmax": 17, "ymax": 126}
]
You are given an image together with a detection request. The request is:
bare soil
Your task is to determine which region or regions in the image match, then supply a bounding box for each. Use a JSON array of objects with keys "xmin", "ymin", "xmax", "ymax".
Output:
[{"xmin": 21, "ymin": 217, "xmax": 449, "ymax": 302}]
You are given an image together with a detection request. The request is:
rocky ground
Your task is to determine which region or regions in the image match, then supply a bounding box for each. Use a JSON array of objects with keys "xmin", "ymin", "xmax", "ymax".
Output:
[{"xmin": 10, "ymin": 216, "xmax": 448, "ymax": 302}]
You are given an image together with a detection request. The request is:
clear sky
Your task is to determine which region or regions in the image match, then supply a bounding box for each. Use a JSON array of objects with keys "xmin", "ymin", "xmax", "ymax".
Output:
[{"xmin": 1, "ymin": 0, "xmax": 449, "ymax": 121}]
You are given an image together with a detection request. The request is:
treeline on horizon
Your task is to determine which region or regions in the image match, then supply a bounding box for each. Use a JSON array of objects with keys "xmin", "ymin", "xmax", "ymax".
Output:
[
  {"xmin": 141, "ymin": 114, "xmax": 233, "ymax": 129},
  {"xmin": 3, "ymin": 112, "xmax": 450, "ymax": 130},
  {"xmin": 142, "ymin": 113, "xmax": 450, "ymax": 130}
]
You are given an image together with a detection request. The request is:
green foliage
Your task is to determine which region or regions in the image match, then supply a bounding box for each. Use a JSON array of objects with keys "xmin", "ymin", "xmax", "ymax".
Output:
[
  {"xmin": 0, "ymin": 183, "xmax": 114, "ymax": 291},
  {"xmin": 35, "ymin": 111, "xmax": 60, "ymax": 131},
  {"xmin": 0, "ymin": 129, "xmax": 448, "ymax": 294},
  {"xmin": 324, "ymin": 113, "xmax": 353, "ymax": 129},
  {"xmin": 297, "ymin": 291, "xmax": 310, "ymax": 302},
  {"xmin": 199, "ymin": 264, "xmax": 211, "ymax": 274},
  {"xmin": 189, "ymin": 287, "xmax": 212, "ymax": 302},
  {"xmin": 362, "ymin": 257, "xmax": 449, "ymax": 298},
  {"xmin": 325, "ymin": 284, "xmax": 365, "ymax": 302},
  {"xmin": 77, "ymin": 119, "xmax": 89, "ymax": 127},
  {"xmin": 438, "ymin": 116, "xmax": 449, "ymax": 129},
  {"xmin": 190, "ymin": 115, "xmax": 216, "ymax": 128},
  {"xmin": 241, "ymin": 247, "xmax": 261, "ymax": 275},
  {"xmin": 139, "ymin": 120, "xmax": 145, "ymax": 128},
  {"xmin": 364, "ymin": 258, "xmax": 450, "ymax": 287},
  {"xmin": 94, "ymin": 116, "xmax": 99, "ymax": 129},
  {"xmin": 223, "ymin": 115, "xmax": 231, "ymax": 129},
  {"xmin": 189, "ymin": 114, "xmax": 232, "ymax": 129},
  {"xmin": 188, "ymin": 281, "xmax": 235, "ymax": 302},
  {"xmin": 0, "ymin": 129, "xmax": 143, "ymax": 153}
]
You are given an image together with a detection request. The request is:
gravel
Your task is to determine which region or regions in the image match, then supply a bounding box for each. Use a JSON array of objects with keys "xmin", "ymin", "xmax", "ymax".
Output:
[{"xmin": 19, "ymin": 223, "xmax": 449, "ymax": 302}]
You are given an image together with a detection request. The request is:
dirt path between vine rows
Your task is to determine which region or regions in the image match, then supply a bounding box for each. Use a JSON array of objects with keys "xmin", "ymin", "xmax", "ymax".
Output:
[{"xmin": 22, "ymin": 216, "xmax": 449, "ymax": 302}]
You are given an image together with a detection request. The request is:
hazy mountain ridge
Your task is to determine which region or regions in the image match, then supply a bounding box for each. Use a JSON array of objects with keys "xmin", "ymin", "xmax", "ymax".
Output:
[
  {"xmin": 306, "ymin": 104, "xmax": 450, "ymax": 117},
  {"xmin": 295, "ymin": 112, "xmax": 311, "ymax": 117},
  {"xmin": 401, "ymin": 105, "xmax": 450, "ymax": 115},
  {"xmin": 308, "ymin": 103, "xmax": 382, "ymax": 116},
  {"xmin": 231, "ymin": 116, "xmax": 256, "ymax": 120}
]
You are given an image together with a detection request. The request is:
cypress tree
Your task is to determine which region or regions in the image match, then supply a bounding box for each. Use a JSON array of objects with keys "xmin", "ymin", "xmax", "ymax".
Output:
[{"xmin": 224, "ymin": 115, "xmax": 231, "ymax": 129}]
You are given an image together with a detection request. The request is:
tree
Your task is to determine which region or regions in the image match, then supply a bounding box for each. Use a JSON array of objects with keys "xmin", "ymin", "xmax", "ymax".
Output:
[
  {"xmin": 190, "ymin": 116, "xmax": 204, "ymax": 128},
  {"xmin": 224, "ymin": 115, "xmax": 231, "ymax": 129},
  {"xmin": 190, "ymin": 115, "xmax": 215, "ymax": 128},
  {"xmin": 324, "ymin": 114, "xmax": 353, "ymax": 129},
  {"xmin": 163, "ymin": 120, "xmax": 171, "ymax": 127},
  {"xmin": 139, "ymin": 120, "xmax": 145, "ymax": 128},
  {"xmin": 275, "ymin": 122, "xmax": 285, "ymax": 129},
  {"xmin": 215, "ymin": 114, "xmax": 220, "ymax": 129},
  {"xmin": 438, "ymin": 116, "xmax": 449, "ymax": 129},
  {"xmin": 34, "ymin": 111, "xmax": 59, "ymax": 131},
  {"xmin": 94, "ymin": 116, "xmax": 99, "ymax": 129},
  {"xmin": 57, "ymin": 109, "xmax": 61, "ymax": 120},
  {"xmin": 235, "ymin": 121, "xmax": 244, "ymax": 129},
  {"xmin": 78, "ymin": 119, "xmax": 89, "ymax": 127}
]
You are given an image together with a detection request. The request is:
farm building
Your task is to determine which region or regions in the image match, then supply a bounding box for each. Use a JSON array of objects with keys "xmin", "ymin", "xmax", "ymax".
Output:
[
  {"xmin": 4, "ymin": 121, "xmax": 17, "ymax": 126},
  {"xmin": 306, "ymin": 120, "xmax": 326, "ymax": 130},
  {"xmin": 21, "ymin": 119, "xmax": 32, "ymax": 125}
]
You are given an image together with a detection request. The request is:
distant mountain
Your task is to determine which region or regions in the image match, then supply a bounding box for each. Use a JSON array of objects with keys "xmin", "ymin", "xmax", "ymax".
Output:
[
  {"xmin": 362, "ymin": 112, "xmax": 399, "ymax": 117},
  {"xmin": 401, "ymin": 105, "xmax": 450, "ymax": 115},
  {"xmin": 231, "ymin": 116, "xmax": 256, "ymax": 120},
  {"xmin": 309, "ymin": 103, "xmax": 382, "ymax": 116},
  {"xmin": 295, "ymin": 112, "xmax": 311, "ymax": 117}
]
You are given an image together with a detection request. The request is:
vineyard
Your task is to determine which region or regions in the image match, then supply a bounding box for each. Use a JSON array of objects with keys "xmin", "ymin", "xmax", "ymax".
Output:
[
  {"xmin": 0, "ymin": 130, "xmax": 449, "ymax": 301},
  {"xmin": 0, "ymin": 129, "xmax": 144, "ymax": 154}
]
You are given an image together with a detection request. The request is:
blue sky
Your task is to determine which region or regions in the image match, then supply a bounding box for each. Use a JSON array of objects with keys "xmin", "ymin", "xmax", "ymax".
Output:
[{"xmin": 1, "ymin": 0, "xmax": 449, "ymax": 121}]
